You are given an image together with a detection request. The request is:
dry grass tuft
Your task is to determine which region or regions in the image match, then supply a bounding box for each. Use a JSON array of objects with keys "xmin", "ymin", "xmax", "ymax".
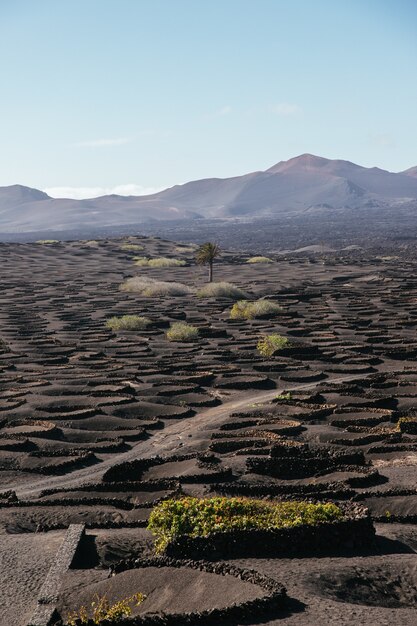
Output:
[
  {"xmin": 166, "ymin": 321, "xmax": 199, "ymax": 342},
  {"xmin": 134, "ymin": 256, "xmax": 186, "ymax": 267},
  {"xmin": 120, "ymin": 276, "xmax": 191, "ymax": 297},
  {"xmin": 230, "ymin": 299, "xmax": 282, "ymax": 320},
  {"xmin": 105, "ymin": 315, "xmax": 151, "ymax": 331},
  {"xmin": 121, "ymin": 243, "xmax": 144, "ymax": 251},
  {"xmin": 197, "ymin": 282, "xmax": 247, "ymax": 300},
  {"xmin": 246, "ymin": 256, "xmax": 273, "ymax": 264}
]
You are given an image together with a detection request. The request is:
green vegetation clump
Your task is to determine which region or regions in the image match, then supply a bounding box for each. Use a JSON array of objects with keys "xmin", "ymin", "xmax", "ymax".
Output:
[
  {"xmin": 275, "ymin": 392, "xmax": 292, "ymax": 401},
  {"xmin": 121, "ymin": 243, "xmax": 144, "ymax": 251},
  {"xmin": 148, "ymin": 496, "xmax": 344, "ymax": 553},
  {"xmin": 67, "ymin": 593, "xmax": 145, "ymax": 625},
  {"xmin": 120, "ymin": 277, "xmax": 191, "ymax": 297},
  {"xmin": 35, "ymin": 239, "xmax": 59, "ymax": 244},
  {"xmin": 105, "ymin": 315, "xmax": 151, "ymax": 331},
  {"xmin": 257, "ymin": 334, "xmax": 290, "ymax": 357},
  {"xmin": 246, "ymin": 256, "xmax": 273, "ymax": 264},
  {"xmin": 166, "ymin": 321, "xmax": 199, "ymax": 342},
  {"xmin": 230, "ymin": 299, "xmax": 282, "ymax": 320},
  {"xmin": 134, "ymin": 256, "xmax": 186, "ymax": 267},
  {"xmin": 197, "ymin": 282, "xmax": 247, "ymax": 300}
]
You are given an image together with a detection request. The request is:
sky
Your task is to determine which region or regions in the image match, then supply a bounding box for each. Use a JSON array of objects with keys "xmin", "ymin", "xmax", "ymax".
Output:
[{"xmin": 0, "ymin": 0, "xmax": 416, "ymax": 198}]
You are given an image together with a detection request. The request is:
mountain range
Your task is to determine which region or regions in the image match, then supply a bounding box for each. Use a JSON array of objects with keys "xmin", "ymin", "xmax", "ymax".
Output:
[{"xmin": 1, "ymin": 154, "xmax": 417, "ymax": 234}]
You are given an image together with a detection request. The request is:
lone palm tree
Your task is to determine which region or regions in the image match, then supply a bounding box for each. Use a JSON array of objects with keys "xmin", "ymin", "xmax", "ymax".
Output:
[{"xmin": 196, "ymin": 242, "xmax": 220, "ymax": 282}]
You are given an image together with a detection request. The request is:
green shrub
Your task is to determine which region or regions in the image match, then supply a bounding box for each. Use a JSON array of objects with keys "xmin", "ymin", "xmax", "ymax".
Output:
[
  {"xmin": 35, "ymin": 239, "xmax": 59, "ymax": 244},
  {"xmin": 105, "ymin": 315, "xmax": 151, "ymax": 331},
  {"xmin": 166, "ymin": 322, "xmax": 199, "ymax": 342},
  {"xmin": 230, "ymin": 299, "xmax": 282, "ymax": 320},
  {"xmin": 67, "ymin": 593, "xmax": 145, "ymax": 625},
  {"xmin": 275, "ymin": 392, "xmax": 292, "ymax": 401},
  {"xmin": 121, "ymin": 243, "xmax": 144, "ymax": 251},
  {"xmin": 148, "ymin": 496, "xmax": 343, "ymax": 553},
  {"xmin": 246, "ymin": 256, "xmax": 273, "ymax": 264},
  {"xmin": 120, "ymin": 277, "xmax": 191, "ymax": 297},
  {"xmin": 197, "ymin": 282, "xmax": 247, "ymax": 300},
  {"xmin": 257, "ymin": 334, "xmax": 290, "ymax": 357},
  {"xmin": 134, "ymin": 256, "xmax": 186, "ymax": 267}
]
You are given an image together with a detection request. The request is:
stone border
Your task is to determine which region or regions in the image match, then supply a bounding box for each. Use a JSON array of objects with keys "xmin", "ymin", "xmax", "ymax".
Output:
[
  {"xmin": 102, "ymin": 453, "xmax": 232, "ymax": 485},
  {"xmin": 210, "ymin": 481, "xmax": 356, "ymax": 500},
  {"xmin": 55, "ymin": 556, "xmax": 286, "ymax": 626},
  {"xmin": 102, "ymin": 453, "xmax": 196, "ymax": 482},
  {"xmin": 163, "ymin": 503, "xmax": 374, "ymax": 560},
  {"xmin": 28, "ymin": 524, "xmax": 85, "ymax": 626},
  {"xmin": 246, "ymin": 447, "xmax": 366, "ymax": 479}
]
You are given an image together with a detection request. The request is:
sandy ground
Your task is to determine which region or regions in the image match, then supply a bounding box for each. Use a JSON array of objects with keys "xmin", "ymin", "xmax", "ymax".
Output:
[
  {"xmin": 1, "ymin": 238, "xmax": 417, "ymax": 625},
  {"xmin": 235, "ymin": 552, "xmax": 417, "ymax": 626},
  {"xmin": 0, "ymin": 531, "xmax": 64, "ymax": 626}
]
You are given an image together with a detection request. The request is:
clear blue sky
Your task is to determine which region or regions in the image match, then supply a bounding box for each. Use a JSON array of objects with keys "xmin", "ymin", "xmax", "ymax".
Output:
[{"xmin": 0, "ymin": 0, "xmax": 416, "ymax": 198}]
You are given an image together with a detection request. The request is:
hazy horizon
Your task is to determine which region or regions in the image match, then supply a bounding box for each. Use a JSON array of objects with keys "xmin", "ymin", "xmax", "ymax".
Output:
[
  {"xmin": 1, "ymin": 0, "xmax": 416, "ymax": 199},
  {"xmin": 2, "ymin": 151, "xmax": 417, "ymax": 200}
]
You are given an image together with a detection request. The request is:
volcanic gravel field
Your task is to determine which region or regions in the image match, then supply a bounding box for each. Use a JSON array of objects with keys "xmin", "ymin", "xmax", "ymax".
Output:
[{"xmin": 0, "ymin": 237, "xmax": 416, "ymax": 625}]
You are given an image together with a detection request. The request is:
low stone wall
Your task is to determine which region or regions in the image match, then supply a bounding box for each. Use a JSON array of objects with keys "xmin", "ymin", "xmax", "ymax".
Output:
[
  {"xmin": 34, "ymin": 519, "xmax": 149, "ymax": 532},
  {"xmin": 39, "ymin": 479, "xmax": 179, "ymax": 497},
  {"xmin": 75, "ymin": 556, "xmax": 286, "ymax": 626},
  {"xmin": 210, "ymin": 481, "xmax": 355, "ymax": 500},
  {"xmin": 330, "ymin": 432, "xmax": 401, "ymax": 446},
  {"xmin": 368, "ymin": 442, "xmax": 417, "ymax": 453},
  {"xmin": 163, "ymin": 503, "xmax": 374, "ymax": 560},
  {"xmin": 103, "ymin": 454, "xmax": 196, "ymax": 482},
  {"xmin": 247, "ymin": 448, "xmax": 366, "ymax": 479},
  {"xmin": 28, "ymin": 524, "xmax": 85, "ymax": 626},
  {"xmin": 353, "ymin": 486, "xmax": 417, "ymax": 500}
]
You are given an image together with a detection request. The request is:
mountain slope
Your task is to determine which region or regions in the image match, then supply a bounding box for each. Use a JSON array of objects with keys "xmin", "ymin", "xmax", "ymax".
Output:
[
  {"xmin": 1, "ymin": 155, "xmax": 417, "ymax": 233},
  {"xmin": 401, "ymin": 166, "xmax": 417, "ymax": 178}
]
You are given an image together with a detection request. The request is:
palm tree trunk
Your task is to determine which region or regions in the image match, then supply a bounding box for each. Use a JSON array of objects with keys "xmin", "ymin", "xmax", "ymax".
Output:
[{"xmin": 209, "ymin": 261, "xmax": 213, "ymax": 282}]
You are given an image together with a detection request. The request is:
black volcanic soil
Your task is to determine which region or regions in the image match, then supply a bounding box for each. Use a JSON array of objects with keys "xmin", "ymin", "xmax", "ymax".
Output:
[{"xmin": 0, "ymin": 237, "xmax": 417, "ymax": 625}]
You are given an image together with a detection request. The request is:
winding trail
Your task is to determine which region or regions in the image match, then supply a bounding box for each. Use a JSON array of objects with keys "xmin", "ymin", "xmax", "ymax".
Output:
[{"xmin": 15, "ymin": 369, "xmax": 398, "ymax": 500}]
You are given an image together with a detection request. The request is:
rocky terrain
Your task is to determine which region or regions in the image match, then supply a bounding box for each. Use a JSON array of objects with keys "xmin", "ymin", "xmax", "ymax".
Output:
[{"xmin": 0, "ymin": 236, "xmax": 416, "ymax": 625}]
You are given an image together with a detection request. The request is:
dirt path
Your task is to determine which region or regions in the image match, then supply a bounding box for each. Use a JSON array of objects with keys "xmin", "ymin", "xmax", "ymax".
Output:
[{"xmin": 14, "ymin": 370, "xmax": 396, "ymax": 500}]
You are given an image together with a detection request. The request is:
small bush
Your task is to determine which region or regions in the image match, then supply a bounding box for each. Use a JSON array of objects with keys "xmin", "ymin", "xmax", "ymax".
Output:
[
  {"xmin": 257, "ymin": 334, "xmax": 290, "ymax": 357},
  {"xmin": 247, "ymin": 256, "xmax": 273, "ymax": 264},
  {"xmin": 197, "ymin": 282, "xmax": 247, "ymax": 300},
  {"xmin": 275, "ymin": 392, "xmax": 292, "ymax": 401},
  {"xmin": 35, "ymin": 239, "xmax": 59, "ymax": 244},
  {"xmin": 230, "ymin": 299, "xmax": 282, "ymax": 320},
  {"xmin": 166, "ymin": 321, "xmax": 199, "ymax": 342},
  {"xmin": 120, "ymin": 277, "xmax": 191, "ymax": 297},
  {"xmin": 105, "ymin": 315, "xmax": 151, "ymax": 331},
  {"xmin": 67, "ymin": 592, "xmax": 145, "ymax": 625},
  {"xmin": 134, "ymin": 256, "xmax": 186, "ymax": 267},
  {"xmin": 175, "ymin": 245, "xmax": 197, "ymax": 253},
  {"xmin": 148, "ymin": 496, "xmax": 343, "ymax": 553},
  {"xmin": 121, "ymin": 243, "xmax": 144, "ymax": 251}
]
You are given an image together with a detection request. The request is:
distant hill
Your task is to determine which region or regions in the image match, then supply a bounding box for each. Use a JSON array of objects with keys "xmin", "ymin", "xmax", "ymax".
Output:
[
  {"xmin": 1, "ymin": 154, "xmax": 417, "ymax": 233},
  {"xmin": 401, "ymin": 165, "xmax": 417, "ymax": 178}
]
